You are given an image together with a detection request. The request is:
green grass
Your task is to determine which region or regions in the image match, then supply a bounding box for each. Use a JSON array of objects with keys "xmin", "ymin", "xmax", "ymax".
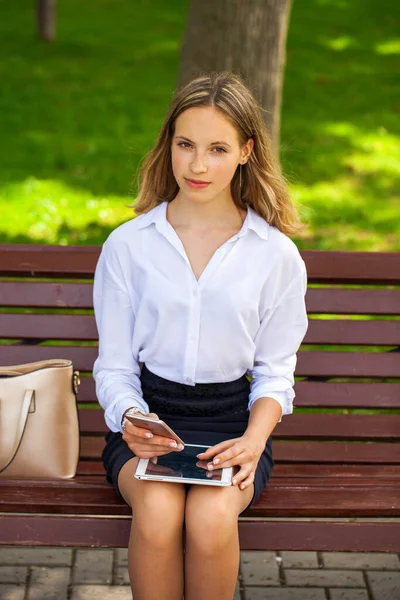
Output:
[{"xmin": 1, "ymin": 0, "xmax": 399, "ymax": 249}]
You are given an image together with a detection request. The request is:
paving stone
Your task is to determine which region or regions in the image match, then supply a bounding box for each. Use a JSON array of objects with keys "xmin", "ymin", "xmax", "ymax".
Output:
[
  {"xmin": 366, "ymin": 571, "xmax": 400, "ymax": 600},
  {"xmin": 0, "ymin": 566, "xmax": 28, "ymax": 584},
  {"xmin": 0, "ymin": 547, "xmax": 72, "ymax": 566},
  {"xmin": 0, "ymin": 585, "xmax": 26, "ymax": 600},
  {"xmin": 73, "ymin": 549, "xmax": 113, "ymax": 585},
  {"xmin": 245, "ymin": 588, "xmax": 326, "ymax": 600},
  {"xmin": 241, "ymin": 551, "xmax": 280, "ymax": 586},
  {"xmin": 115, "ymin": 548, "xmax": 128, "ymax": 567},
  {"xmin": 329, "ymin": 590, "xmax": 369, "ymax": 600},
  {"xmin": 285, "ymin": 569, "xmax": 365, "ymax": 587},
  {"xmin": 280, "ymin": 551, "xmax": 319, "ymax": 569},
  {"xmin": 70, "ymin": 586, "xmax": 134, "ymax": 599},
  {"xmin": 115, "ymin": 567, "xmax": 129, "ymax": 585},
  {"xmin": 323, "ymin": 552, "xmax": 400, "ymax": 570},
  {"xmin": 27, "ymin": 566, "xmax": 70, "ymax": 600}
]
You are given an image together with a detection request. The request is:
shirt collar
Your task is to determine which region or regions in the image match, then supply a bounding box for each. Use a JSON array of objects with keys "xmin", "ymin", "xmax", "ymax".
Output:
[{"xmin": 136, "ymin": 200, "xmax": 269, "ymax": 241}]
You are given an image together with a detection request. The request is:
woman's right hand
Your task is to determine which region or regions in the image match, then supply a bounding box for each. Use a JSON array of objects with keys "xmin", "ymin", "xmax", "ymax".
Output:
[{"xmin": 122, "ymin": 412, "xmax": 184, "ymax": 458}]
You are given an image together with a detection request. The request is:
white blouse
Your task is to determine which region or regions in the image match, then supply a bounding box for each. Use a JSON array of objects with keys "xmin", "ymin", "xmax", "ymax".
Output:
[{"xmin": 93, "ymin": 200, "xmax": 308, "ymax": 433}]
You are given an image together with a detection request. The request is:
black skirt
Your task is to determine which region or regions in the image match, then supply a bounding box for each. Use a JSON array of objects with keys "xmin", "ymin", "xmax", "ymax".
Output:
[{"xmin": 102, "ymin": 364, "xmax": 274, "ymax": 513}]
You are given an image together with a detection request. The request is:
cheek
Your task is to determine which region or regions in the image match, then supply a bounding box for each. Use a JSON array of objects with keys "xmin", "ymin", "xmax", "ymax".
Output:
[
  {"xmin": 171, "ymin": 151, "xmax": 187, "ymax": 176},
  {"xmin": 212, "ymin": 158, "xmax": 237, "ymax": 183}
]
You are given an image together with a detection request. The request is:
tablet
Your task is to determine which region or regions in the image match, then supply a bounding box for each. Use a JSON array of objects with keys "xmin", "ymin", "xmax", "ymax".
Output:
[{"xmin": 134, "ymin": 444, "xmax": 233, "ymax": 486}]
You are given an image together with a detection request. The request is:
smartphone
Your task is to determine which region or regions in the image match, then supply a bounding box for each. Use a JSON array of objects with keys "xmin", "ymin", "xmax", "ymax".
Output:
[{"xmin": 125, "ymin": 414, "xmax": 185, "ymax": 446}]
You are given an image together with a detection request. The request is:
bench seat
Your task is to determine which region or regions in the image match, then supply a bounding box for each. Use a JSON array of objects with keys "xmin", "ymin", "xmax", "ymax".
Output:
[{"xmin": 1, "ymin": 244, "xmax": 399, "ymax": 552}]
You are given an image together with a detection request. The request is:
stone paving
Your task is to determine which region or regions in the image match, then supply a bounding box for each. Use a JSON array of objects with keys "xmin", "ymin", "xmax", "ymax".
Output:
[{"xmin": 0, "ymin": 547, "xmax": 399, "ymax": 599}]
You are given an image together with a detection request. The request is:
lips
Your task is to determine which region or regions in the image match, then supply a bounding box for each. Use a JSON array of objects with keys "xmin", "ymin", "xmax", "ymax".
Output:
[
  {"xmin": 185, "ymin": 178, "xmax": 211, "ymax": 184},
  {"xmin": 184, "ymin": 178, "xmax": 212, "ymax": 190}
]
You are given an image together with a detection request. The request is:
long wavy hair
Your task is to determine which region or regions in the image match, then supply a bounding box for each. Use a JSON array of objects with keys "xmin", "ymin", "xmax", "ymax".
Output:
[{"xmin": 132, "ymin": 71, "xmax": 305, "ymax": 235}]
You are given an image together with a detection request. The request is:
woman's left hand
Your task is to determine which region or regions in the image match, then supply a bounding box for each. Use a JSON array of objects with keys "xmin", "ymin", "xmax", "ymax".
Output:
[{"xmin": 196, "ymin": 435, "xmax": 265, "ymax": 491}]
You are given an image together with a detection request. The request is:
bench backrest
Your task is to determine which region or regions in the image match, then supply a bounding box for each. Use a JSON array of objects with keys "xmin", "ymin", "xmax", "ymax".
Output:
[{"xmin": 1, "ymin": 245, "xmax": 399, "ymax": 475}]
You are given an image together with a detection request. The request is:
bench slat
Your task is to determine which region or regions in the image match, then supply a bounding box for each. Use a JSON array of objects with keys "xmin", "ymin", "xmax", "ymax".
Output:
[
  {"xmin": 75, "ymin": 461, "xmax": 400, "ymax": 479},
  {"xmin": 0, "ymin": 346, "xmax": 399, "ymax": 377},
  {"xmin": 77, "ymin": 409, "xmax": 400, "ymax": 440},
  {"xmin": 302, "ymin": 250, "xmax": 400, "ymax": 284},
  {"xmin": 296, "ymin": 350, "xmax": 400, "ymax": 377},
  {"xmin": 0, "ymin": 477, "xmax": 398, "ymax": 517},
  {"xmin": 2, "ymin": 313, "xmax": 400, "ymax": 345},
  {"xmin": 0, "ymin": 281, "xmax": 94, "ymax": 309},
  {"xmin": 0, "ymin": 515, "xmax": 398, "ymax": 552},
  {"xmin": 305, "ymin": 319, "xmax": 400, "ymax": 345},
  {"xmin": 1, "ymin": 516, "xmax": 399, "ymax": 552},
  {"xmin": 306, "ymin": 288, "xmax": 400, "ymax": 316},
  {"xmin": 2, "ymin": 245, "xmax": 400, "ymax": 283},
  {"xmin": 79, "ymin": 437, "xmax": 400, "ymax": 463},
  {"xmin": 74, "ymin": 380, "xmax": 400, "ymax": 409},
  {"xmin": 0, "ymin": 245, "xmax": 100, "ymax": 278},
  {"xmin": 293, "ymin": 381, "xmax": 400, "ymax": 409},
  {"xmin": 2, "ymin": 281, "xmax": 400, "ymax": 316}
]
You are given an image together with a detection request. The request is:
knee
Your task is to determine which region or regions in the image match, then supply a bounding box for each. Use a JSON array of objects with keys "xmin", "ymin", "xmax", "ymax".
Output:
[
  {"xmin": 185, "ymin": 491, "xmax": 238, "ymax": 556},
  {"xmin": 133, "ymin": 485, "xmax": 185, "ymax": 549}
]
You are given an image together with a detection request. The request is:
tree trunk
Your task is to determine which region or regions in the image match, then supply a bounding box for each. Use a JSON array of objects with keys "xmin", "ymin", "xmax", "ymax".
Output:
[
  {"xmin": 178, "ymin": 0, "xmax": 292, "ymax": 157},
  {"xmin": 36, "ymin": 0, "xmax": 56, "ymax": 42}
]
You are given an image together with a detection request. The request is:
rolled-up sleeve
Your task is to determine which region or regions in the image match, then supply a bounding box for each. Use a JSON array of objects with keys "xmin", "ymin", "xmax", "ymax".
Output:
[
  {"xmin": 248, "ymin": 261, "xmax": 308, "ymax": 421},
  {"xmin": 92, "ymin": 240, "xmax": 149, "ymax": 432}
]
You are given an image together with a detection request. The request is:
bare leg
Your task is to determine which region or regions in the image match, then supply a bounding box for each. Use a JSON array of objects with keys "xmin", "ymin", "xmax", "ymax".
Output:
[
  {"xmin": 118, "ymin": 457, "xmax": 187, "ymax": 600},
  {"xmin": 184, "ymin": 483, "xmax": 254, "ymax": 600}
]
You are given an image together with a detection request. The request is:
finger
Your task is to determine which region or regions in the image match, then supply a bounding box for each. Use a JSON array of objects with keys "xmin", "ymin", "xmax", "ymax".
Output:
[
  {"xmin": 147, "ymin": 412, "xmax": 159, "ymax": 420},
  {"xmin": 146, "ymin": 435, "xmax": 184, "ymax": 449},
  {"xmin": 236, "ymin": 470, "xmax": 255, "ymax": 491},
  {"xmin": 196, "ymin": 438, "xmax": 239, "ymax": 460},
  {"xmin": 124, "ymin": 429, "xmax": 184, "ymax": 450},
  {"xmin": 207, "ymin": 450, "xmax": 247, "ymax": 471},
  {"xmin": 210, "ymin": 443, "xmax": 245, "ymax": 467},
  {"xmin": 231, "ymin": 465, "xmax": 251, "ymax": 485},
  {"xmin": 124, "ymin": 421, "xmax": 175, "ymax": 445},
  {"xmin": 128, "ymin": 443, "xmax": 183, "ymax": 455},
  {"xmin": 124, "ymin": 421, "xmax": 154, "ymax": 439},
  {"xmin": 232, "ymin": 465, "xmax": 254, "ymax": 488}
]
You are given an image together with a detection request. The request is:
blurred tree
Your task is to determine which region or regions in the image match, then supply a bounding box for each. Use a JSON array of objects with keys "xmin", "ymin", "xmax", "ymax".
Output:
[
  {"xmin": 36, "ymin": 0, "xmax": 56, "ymax": 42},
  {"xmin": 178, "ymin": 0, "xmax": 292, "ymax": 157}
]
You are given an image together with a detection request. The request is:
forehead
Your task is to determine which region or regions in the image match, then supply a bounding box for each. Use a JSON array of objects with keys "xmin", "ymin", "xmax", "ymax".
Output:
[{"xmin": 174, "ymin": 106, "xmax": 239, "ymax": 143}]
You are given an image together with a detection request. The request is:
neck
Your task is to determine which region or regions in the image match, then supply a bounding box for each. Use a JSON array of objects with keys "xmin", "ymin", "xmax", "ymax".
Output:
[{"xmin": 167, "ymin": 197, "xmax": 246, "ymax": 229}]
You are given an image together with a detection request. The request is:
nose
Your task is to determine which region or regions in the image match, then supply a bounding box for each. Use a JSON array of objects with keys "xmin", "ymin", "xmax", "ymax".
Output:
[{"xmin": 190, "ymin": 152, "xmax": 208, "ymax": 174}]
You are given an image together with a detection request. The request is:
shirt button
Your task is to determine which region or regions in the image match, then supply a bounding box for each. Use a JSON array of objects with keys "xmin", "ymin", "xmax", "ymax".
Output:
[{"xmin": 185, "ymin": 377, "xmax": 192, "ymax": 384}]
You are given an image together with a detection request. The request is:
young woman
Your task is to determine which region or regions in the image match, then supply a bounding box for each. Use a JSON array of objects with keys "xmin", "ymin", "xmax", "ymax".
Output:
[{"xmin": 93, "ymin": 71, "xmax": 308, "ymax": 600}]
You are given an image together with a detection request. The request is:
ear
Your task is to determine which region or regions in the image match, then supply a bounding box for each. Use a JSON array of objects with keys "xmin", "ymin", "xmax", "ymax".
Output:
[{"xmin": 241, "ymin": 138, "xmax": 254, "ymax": 163}]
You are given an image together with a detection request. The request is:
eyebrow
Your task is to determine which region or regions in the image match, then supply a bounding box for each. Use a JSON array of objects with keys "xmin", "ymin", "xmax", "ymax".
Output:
[{"xmin": 175, "ymin": 135, "xmax": 231, "ymax": 149}]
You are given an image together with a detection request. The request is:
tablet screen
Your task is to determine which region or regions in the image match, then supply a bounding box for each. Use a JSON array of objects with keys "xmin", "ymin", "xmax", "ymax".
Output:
[{"xmin": 144, "ymin": 444, "xmax": 223, "ymax": 482}]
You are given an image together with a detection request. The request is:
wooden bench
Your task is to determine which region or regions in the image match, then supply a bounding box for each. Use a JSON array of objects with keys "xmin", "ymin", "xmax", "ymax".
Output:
[{"xmin": 0, "ymin": 244, "xmax": 399, "ymax": 552}]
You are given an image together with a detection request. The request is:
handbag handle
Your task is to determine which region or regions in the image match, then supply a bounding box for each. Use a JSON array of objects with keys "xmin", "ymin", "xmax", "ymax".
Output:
[{"xmin": 0, "ymin": 389, "xmax": 35, "ymax": 473}]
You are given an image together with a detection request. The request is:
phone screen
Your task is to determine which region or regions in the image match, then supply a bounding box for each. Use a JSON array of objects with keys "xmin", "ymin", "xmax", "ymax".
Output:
[{"xmin": 144, "ymin": 445, "xmax": 223, "ymax": 482}]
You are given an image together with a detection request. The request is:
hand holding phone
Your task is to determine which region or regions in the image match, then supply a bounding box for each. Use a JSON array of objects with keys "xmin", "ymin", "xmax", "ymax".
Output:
[{"xmin": 122, "ymin": 412, "xmax": 185, "ymax": 459}]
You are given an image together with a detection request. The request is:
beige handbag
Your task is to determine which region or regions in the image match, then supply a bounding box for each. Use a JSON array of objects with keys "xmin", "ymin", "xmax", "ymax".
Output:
[{"xmin": 0, "ymin": 359, "xmax": 80, "ymax": 479}]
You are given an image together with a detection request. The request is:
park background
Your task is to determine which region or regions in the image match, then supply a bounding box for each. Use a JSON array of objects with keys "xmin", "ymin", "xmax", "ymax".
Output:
[{"xmin": 1, "ymin": 0, "xmax": 399, "ymax": 251}]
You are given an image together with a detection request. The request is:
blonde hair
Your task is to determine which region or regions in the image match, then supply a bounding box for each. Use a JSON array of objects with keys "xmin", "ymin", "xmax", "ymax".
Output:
[{"xmin": 132, "ymin": 71, "xmax": 305, "ymax": 235}]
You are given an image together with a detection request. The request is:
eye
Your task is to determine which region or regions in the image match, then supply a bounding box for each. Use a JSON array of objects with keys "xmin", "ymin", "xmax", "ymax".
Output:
[
  {"xmin": 212, "ymin": 147, "xmax": 227, "ymax": 154},
  {"xmin": 177, "ymin": 142, "xmax": 226, "ymax": 154}
]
